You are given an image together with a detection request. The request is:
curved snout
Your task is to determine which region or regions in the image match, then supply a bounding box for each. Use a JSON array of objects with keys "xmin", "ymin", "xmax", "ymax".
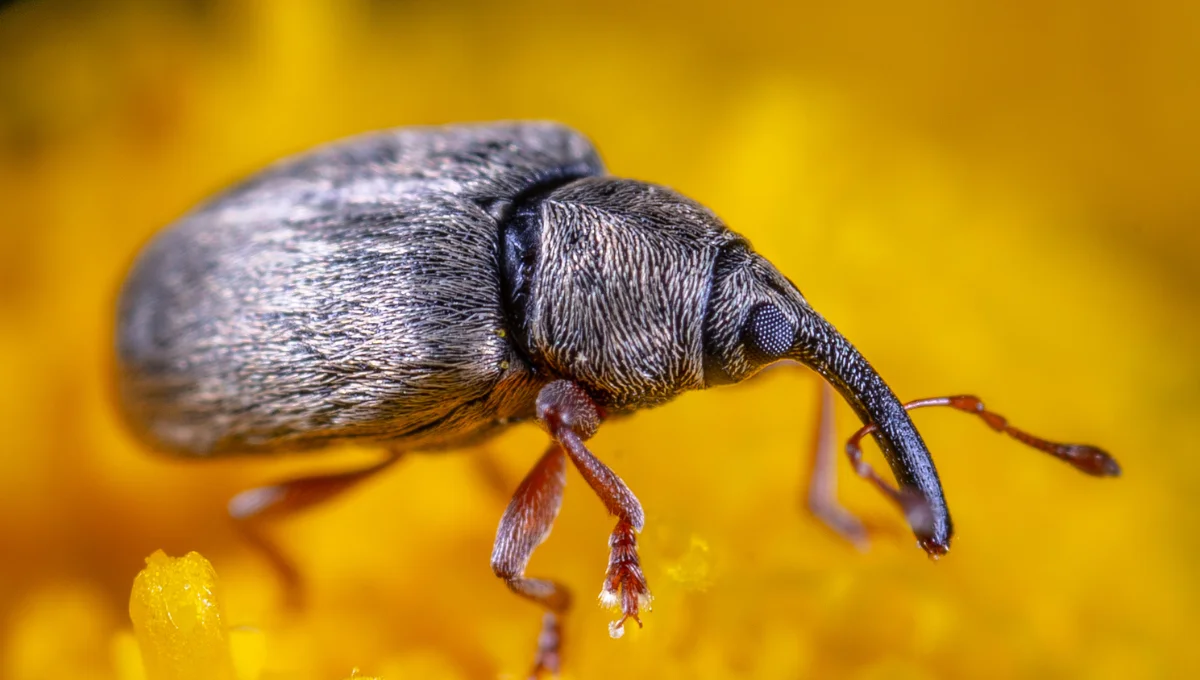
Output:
[{"xmin": 788, "ymin": 307, "xmax": 953, "ymax": 555}]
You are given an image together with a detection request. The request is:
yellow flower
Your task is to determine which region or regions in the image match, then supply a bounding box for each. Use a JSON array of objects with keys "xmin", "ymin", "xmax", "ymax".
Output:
[
  {"xmin": 120, "ymin": 551, "xmax": 265, "ymax": 680},
  {"xmin": 1, "ymin": 1, "xmax": 1197, "ymax": 678}
]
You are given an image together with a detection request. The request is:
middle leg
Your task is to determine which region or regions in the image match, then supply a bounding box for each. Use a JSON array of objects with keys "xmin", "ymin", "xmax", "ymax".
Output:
[{"xmin": 806, "ymin": 380, "xmax": 870, "ymax": 550}]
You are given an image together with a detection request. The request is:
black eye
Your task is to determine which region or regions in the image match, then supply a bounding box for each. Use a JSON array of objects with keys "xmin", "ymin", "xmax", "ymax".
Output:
[{"xmin": 742, "ymin": 303, "xmax": 794, "ymax": 364}]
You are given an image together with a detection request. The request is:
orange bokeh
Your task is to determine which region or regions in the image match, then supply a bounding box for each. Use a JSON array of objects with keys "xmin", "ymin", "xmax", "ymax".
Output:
[{"xmin": 1, "ymin": 1, "xmax": 1197, "ymax": 678}]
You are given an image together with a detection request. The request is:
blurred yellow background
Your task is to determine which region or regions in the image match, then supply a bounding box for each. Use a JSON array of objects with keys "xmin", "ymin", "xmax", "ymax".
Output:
[{"xmin": 1, "ymin": 0, "xmax": 1198, "ymax": 678}]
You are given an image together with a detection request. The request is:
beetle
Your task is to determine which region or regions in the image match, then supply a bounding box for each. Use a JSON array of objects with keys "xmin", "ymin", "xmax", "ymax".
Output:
[{"xmin": 116, "ymin": 121, "xmax": 1119, "ymax": 676}]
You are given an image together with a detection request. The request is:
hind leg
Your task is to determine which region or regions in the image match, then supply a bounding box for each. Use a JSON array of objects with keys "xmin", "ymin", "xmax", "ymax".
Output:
[{"xmin": 228, "ymin": 450, "xmax": 402, "ymax": 609}]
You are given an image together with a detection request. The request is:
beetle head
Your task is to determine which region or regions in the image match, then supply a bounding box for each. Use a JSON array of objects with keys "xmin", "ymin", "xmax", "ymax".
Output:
[{"xmin": 703, "ymin": 246, "xmax": 954, "ymax": 555}]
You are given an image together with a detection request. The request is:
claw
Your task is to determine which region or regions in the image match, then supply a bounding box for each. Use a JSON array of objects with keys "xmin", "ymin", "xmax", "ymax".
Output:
[
  {"xmin": 607, "ymin": 611, "xmax": 643, "ymax": 639},
  {"xmin": 599, "ymin": 519, "xmax": 652, "ymax": 637}
]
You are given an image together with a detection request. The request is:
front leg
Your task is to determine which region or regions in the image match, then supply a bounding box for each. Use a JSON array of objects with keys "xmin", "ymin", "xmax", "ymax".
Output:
[
  {"xmin": 536, "ymin": 380, "xmax": 652, "ymax": 639},
  {"xmin": 491, "ymin": 443, "xmax": 571, "ymax": 678}
]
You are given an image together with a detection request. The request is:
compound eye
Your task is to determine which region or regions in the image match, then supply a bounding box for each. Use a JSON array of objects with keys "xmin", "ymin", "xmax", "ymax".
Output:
[{"xmin": 742, "ymin": 303, "xmax": 795, "ymax": 364}]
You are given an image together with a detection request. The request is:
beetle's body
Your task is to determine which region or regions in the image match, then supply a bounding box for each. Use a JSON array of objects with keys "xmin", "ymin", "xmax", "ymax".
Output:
[
  {"xmin": 119, "ymin": 123, "xmax": 745, "ymax": 455},
  {"xmin": 119, "ymin": 125, "xmax": 560, "ymax": 454},
  {"xmin": 116, "ymin": 121, "xmax": 1118, "ymax": 674}
]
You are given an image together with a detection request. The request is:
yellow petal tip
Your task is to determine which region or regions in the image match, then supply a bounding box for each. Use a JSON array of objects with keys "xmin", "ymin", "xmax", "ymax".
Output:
[{"xmin": 129, "ymin": 550, "xmax": 236, "ymax": 680}]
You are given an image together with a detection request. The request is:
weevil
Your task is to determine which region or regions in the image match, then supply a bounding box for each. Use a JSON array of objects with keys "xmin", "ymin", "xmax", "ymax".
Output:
[{"xmin": 116, "ymin": 122, "xmax": 1119, "ymax": 675}]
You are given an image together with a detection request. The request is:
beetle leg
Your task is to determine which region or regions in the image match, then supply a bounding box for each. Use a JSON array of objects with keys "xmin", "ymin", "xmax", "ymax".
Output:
[
  {"xmin": 841, "ymin": 417, "xmax": 939, "ymax": 546},
  {"xmin": 472, "ymin": 447, "xmax": 512, "ymax": 498},
  {"xmin": 536, "ymin": 380, "xmax": 651, "ymax": 640},
  {"xmin": 227, "ymin": 450, "xmax": 402, "ymax": 609},
  {"xmin": 842, "ymin": 394, "xmax": 1121, "ymax": 542},
  {"xmin": 847, "ymin": 395, "xmax": 1121, "ymax": 477},
  {"xmin": 491, "ymin": 443, "xmax": 570, "ymax": 677},
  {"xmin": 806, "ymin": 381, "xmax": 870, "ymax": 550}
]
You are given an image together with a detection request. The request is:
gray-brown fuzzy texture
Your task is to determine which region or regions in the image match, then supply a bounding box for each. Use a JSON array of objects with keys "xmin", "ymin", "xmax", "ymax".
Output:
[
  {"xmin": 117, "ymin": 120, "xmax": 961, "ymax": 553},
  {"xmin": 118, "ymin": 122, "xmax": 602, "ymax": 455},
  {"xmin": 526, "ymin": 178, "xmax": 742, "ymax": 410}
]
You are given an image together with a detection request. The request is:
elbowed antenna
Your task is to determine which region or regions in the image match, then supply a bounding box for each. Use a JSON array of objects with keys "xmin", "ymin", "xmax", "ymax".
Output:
[{"xmin": 787, "ymin": 307, "xmax": 953, "ymax": 555}]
